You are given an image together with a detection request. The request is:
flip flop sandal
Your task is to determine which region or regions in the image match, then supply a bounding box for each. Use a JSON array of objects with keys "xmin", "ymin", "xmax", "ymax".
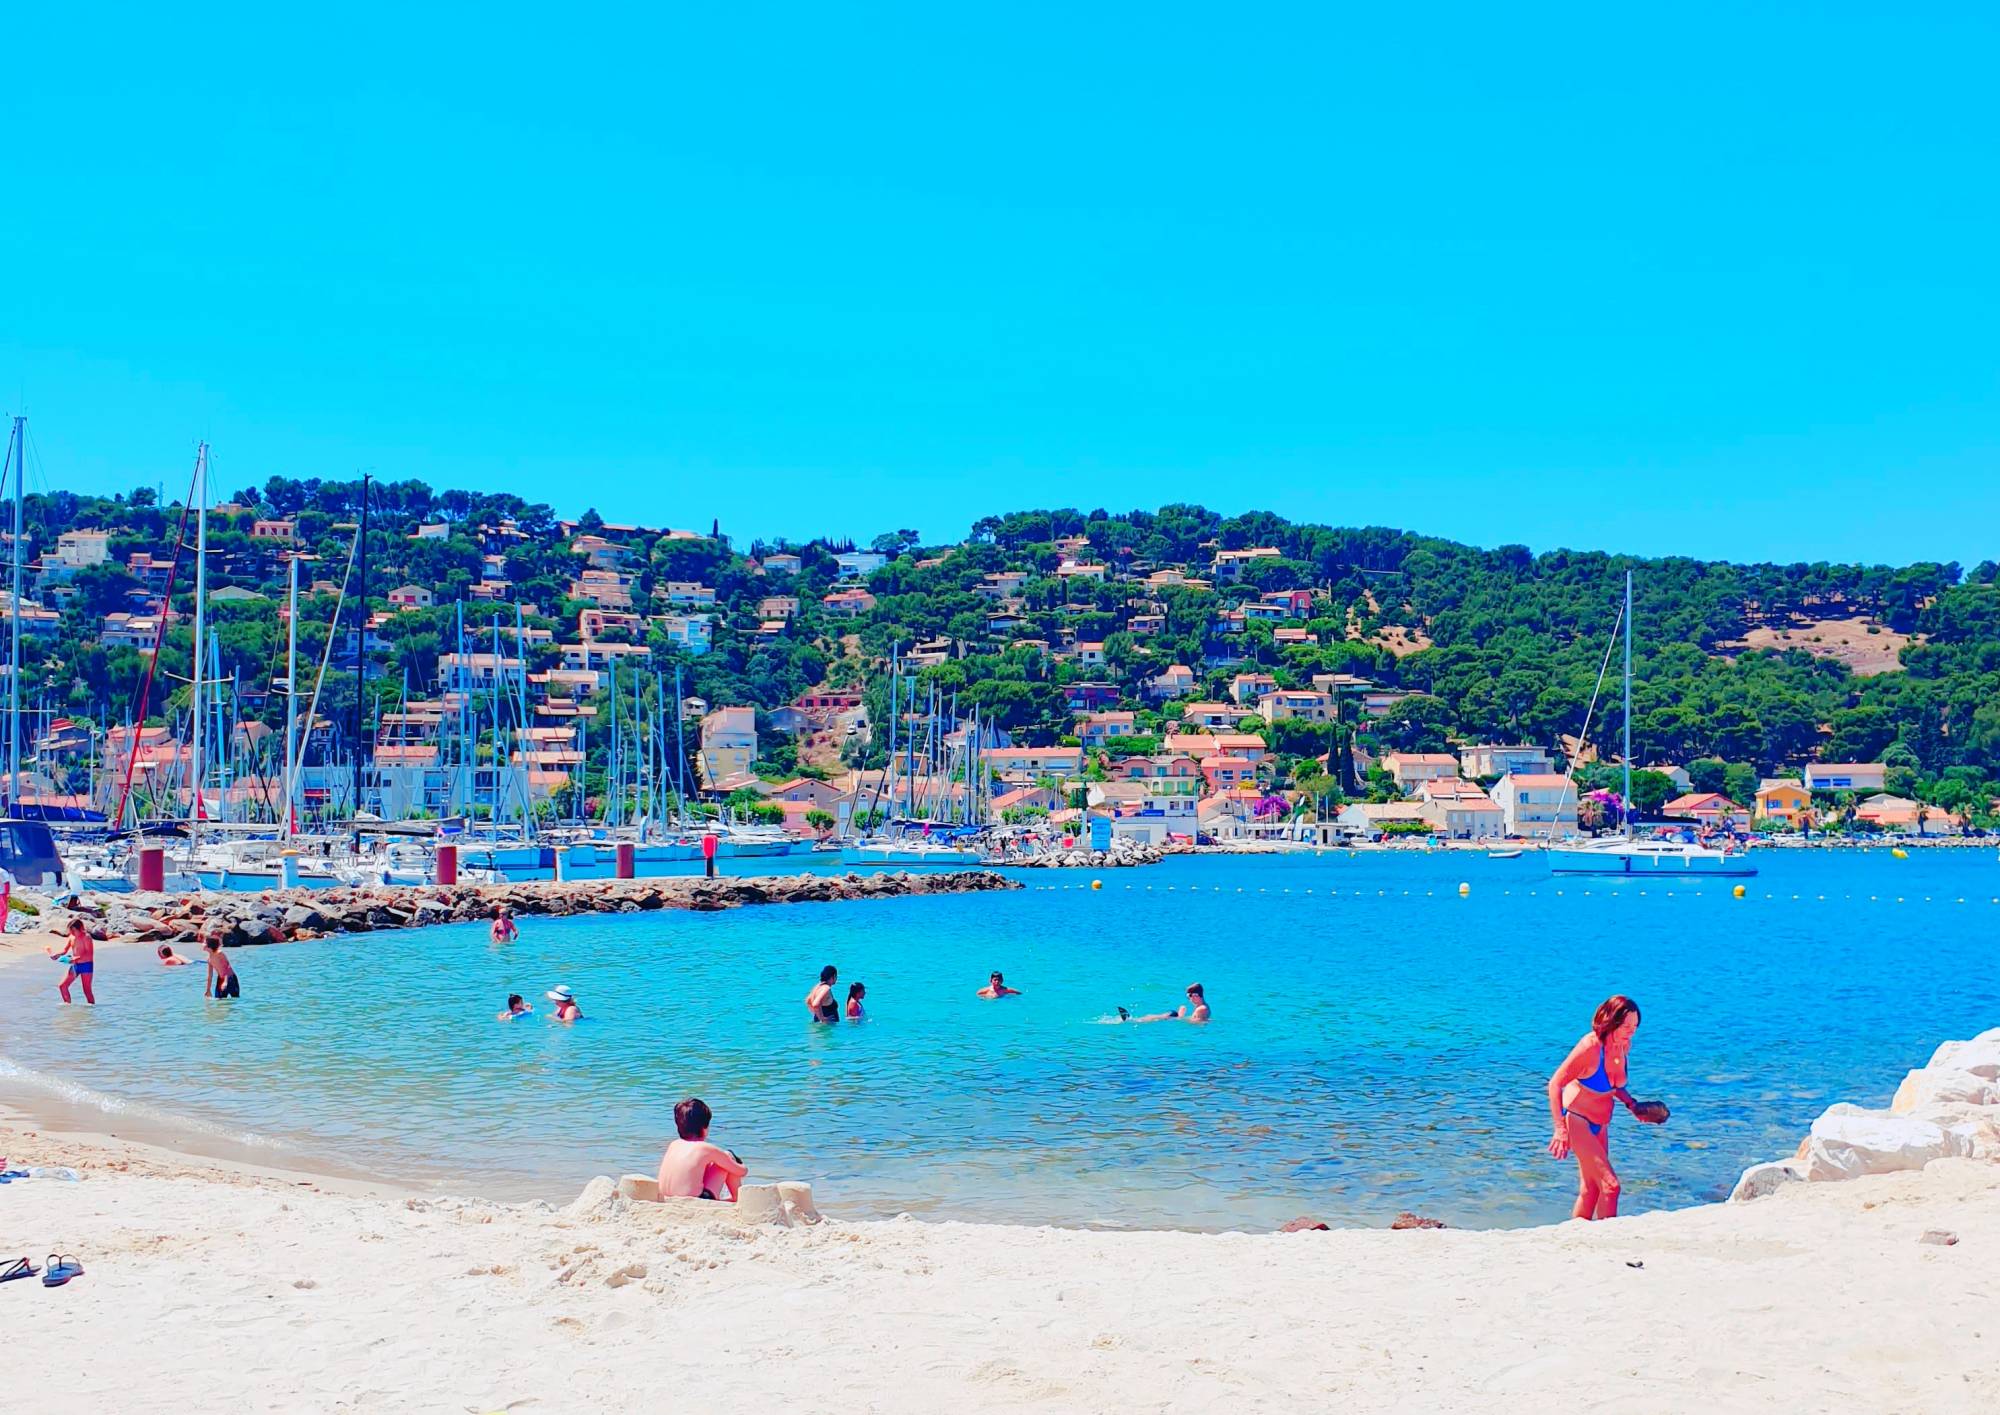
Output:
[
  {"xmin": 42, "ymin": 1254, "xmax": 83, "ymax": 1287},
  {"xmin": 0, "ymin": 1257, "xmax": 39, "ymax": 1282}
]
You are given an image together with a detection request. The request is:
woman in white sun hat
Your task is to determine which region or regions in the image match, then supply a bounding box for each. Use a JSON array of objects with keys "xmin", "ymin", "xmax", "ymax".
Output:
[{"xmin": 546, "ymin": 985, "xmax": 582, "ymax": 1023}]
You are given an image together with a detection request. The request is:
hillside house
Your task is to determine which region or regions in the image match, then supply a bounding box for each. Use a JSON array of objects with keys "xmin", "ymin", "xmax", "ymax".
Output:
[
  {"xmin": 1664, "ymin": 792, "xmax": 1749, "ymax": 829},
  {"xmin": 1210, "ymin": 547, "xmax": 1282, "ymax": 582},
  {"xmin": 1382, "ymin": 752, "xmax": 1458, "ymax": 794},
  {"xmin": 1458, "ymin": 744, "xmax": 1554, "ymax": 779},
  {"xmin": 699, "ymin": 707, "xmax": 758, "ymax": 786},
  {"xmin": 1147, "ymin": 664, "xmax": 1196, "ymax": 701},
  {"xmin": 823, "ymin": 589, "xmax": 877, "ymax": 617},
  {"xmin": 1804, "ymin": 762, "xmax": 1889, "ymax": 793},
  {"xmin": 1074, "ymin": 711, "xmax": 1136, "ymax": 747},
  {"xmin": 1755, "ymin": 779, "xmax": 1811, "ymax": 827},
  {"xmin": 834, "ymin": 550, "xmax": 887, "ymax": 579},
  {"xmin": 1228, "ymin": 673, "xmax": 1278, "ymax": 705},
  {"xmin": 663, "ymin": 582, "xmax": 716, "ymax": 608},
  {"xmin": 1490, "ymin": 773, "xmax": 1578, "ymax": 839},
  {"xmin": 1255, "ymin": 690, "xmax": 1333, "ymax": 723}
]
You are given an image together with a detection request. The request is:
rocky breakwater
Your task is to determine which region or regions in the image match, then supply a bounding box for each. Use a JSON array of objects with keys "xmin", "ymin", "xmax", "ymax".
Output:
[
  {"xmin": 30, "ymin": 871, "xmax": 1019, "ymax": 951},
  {"xmin": 1731, "ymin": 1027, "xmax": 2000, "ymax": 1201},
  {"xmin": 1002, "ymin": 838, "xmax": 1187, "ymax": 869}
]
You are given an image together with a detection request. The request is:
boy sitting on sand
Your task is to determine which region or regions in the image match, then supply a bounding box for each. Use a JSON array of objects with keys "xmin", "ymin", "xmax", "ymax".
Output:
[{"xmin": 656, "ymin": 1098, "xmax": 747, "ymax": 1202}]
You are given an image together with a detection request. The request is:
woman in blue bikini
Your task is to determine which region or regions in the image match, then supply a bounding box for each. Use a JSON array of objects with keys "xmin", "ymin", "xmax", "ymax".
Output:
[{"xmin": 1546, "ymin": 995, "xmax": 1656, "ymax": 1220}]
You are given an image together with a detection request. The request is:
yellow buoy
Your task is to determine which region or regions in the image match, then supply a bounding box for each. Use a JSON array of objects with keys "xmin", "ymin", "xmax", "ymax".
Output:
[
  {"xmin": 1890, "ymin": 847, "xmax": 1908, "ymax": 860},
  {"xmin": 1732, "ymin": 884, "xmax": 1746, "ymax": 898},
  {"xmin": 1091, "ymin": 879, "xmax": 1102, "ymax": 890}
]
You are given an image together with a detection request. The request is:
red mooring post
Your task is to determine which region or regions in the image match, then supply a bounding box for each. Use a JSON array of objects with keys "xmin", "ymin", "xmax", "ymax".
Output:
[
  {"xmin": 138, "ymin": 846, "xmax": 165, "ymax": 892},
  {"xmin": 616, "ymin": 842, "xmax": 635, "ymax": 879},
  {"xmin": 436, "ymin": 843, "xmax": 458, "ymax": 886}
]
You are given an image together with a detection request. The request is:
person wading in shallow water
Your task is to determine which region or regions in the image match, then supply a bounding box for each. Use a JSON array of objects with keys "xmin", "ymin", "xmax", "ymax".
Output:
[
  {"xmin": 805, "ymin": 965, "xmax": 839, "ymax": 1022},
  {"xmin": 203, "ymin": 930, "xmax": 241, "ymax": 999},
  {"xmin": 54, "ymin": 918, "xmax": 96, "ymax": 1005},
  {"xmin": 1546, "ymin": 994, "xmax": 1668, "ymax": 1220}
]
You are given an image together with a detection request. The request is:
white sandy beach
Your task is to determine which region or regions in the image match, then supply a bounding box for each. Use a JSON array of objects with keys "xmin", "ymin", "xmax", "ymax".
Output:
[{"xmin": 0, "ymin": 1113, "xmax": 1994, "ymax": 1414}]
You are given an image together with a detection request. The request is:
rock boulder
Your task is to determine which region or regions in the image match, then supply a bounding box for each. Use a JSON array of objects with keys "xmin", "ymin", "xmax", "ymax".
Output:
[{"xmin": 1803, "ymin": 1104, "xmax": 1972, "ymax": 1182}]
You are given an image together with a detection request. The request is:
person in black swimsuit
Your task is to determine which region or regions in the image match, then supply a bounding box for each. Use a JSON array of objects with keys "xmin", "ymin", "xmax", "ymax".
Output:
[{"xmin": 804, "ymin": 964, "xmax": 840, "ymax": 1022}]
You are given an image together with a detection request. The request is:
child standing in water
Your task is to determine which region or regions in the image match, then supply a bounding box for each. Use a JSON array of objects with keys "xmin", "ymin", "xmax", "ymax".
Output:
[
  {"xmin": 55, "ymin": 919, "xmax": 95, "ymax": 1005},
  {"xmin": 846, "ymin": 982, "xmax": 866, "ymax": 1019},
  {"xmin": 203, "ymin": 933, "xmax": 240, "ymax": 999}
]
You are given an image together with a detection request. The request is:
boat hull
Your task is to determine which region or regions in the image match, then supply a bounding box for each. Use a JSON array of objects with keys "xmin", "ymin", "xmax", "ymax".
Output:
[{"xmin": 1548, "ymin": 846, "xmax": 1757, "ymax": 877}]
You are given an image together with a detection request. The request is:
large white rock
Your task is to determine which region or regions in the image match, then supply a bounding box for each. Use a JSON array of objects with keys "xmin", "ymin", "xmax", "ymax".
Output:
[
  {"xmin": 1925, "ymin": 1029, "xmax": 2000, "ymax": 1077},
  {"xmin": 1891, "ymin": 1066, "xmax": 2000, "ymax": 1114},
  {"xmin": 1729, "ymin": 1160, "xmax": 1803, "ymax": 1202},
  {"xmin": 1804, "ymin": 1104, "xmax": 1972, "ymax": 1182}
]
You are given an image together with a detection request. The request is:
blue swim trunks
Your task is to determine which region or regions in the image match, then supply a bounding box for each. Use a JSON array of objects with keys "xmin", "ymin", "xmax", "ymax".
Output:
[{"xmin": 71, "ymin": 962, "xmax": 93, "ymax": 975}]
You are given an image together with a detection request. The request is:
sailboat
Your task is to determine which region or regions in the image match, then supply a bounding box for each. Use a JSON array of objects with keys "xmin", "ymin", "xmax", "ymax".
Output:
[{"xmin": 1548, "ymin": 571, "xmax": 1757, "ymax": 878}]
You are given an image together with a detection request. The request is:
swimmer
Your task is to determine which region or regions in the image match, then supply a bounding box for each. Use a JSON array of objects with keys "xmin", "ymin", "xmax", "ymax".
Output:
[
  {"xmin": 1546, "ymin": 994, "xmax": 1662, "ymax": 1220},
  {"xmin": 203, "ymin": 933, "xmax": 241, "ymax": 1000},
  {"xmin": 846, "ymin": 981, "xmax": 866, "ymax": 1019},
  {"xmin": 805, "ymin": 965, "xmax": 839, "ymax": 1023},
  {"xmin": 497, "ymin": 992, "xmax": 533, "ymax": 1021},
  {"xmin": 1134, "ymin": 983, "xmax": 1209, "ymax": 1023},
  {"xmin": 157, "ymin": 944, "xmax": 192, "ymax": 967},
  {"xmin": 656, "ymin": 1097, "xmax": 747, "ymax": 1202},
  {"xmin": 976, "ymin": 970, "xmax": 1021, "ymax": 999},
  {"xmin": 55, "ymin": 919, "xmax": 95, "ymax": 1005},
  {"xmin": 546, "ymin": 985, "xmax": 582, "ymax": 1022},
  {"xmin": 490, "ymin": 906, "xmax": 518, "ymax": 944}
]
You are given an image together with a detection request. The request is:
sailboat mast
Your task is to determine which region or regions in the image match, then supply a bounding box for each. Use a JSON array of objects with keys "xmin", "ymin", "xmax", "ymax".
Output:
[
  {"xmin": 1622, "ymin": 569, "xmax": 1633, "ymax": 838},
  {"xmin": 351, "ymin": 473, "xmax": 370, "ymax": 844},
  {"xmin": 190, "ymin": 443, "xmax": 208, "ymax": 842},
  {"xmin": 5, "ymin": 415, "xmax": 22, "ymax": 811},
  {"xmin": 285, "ymin": 552, "xmax": 299, "ymax": 835}
]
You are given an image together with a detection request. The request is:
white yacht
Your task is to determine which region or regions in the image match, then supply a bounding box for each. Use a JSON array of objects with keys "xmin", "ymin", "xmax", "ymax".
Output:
[{"xmin": 1548, "ymin": 835, "xmax": 1757, "ymax": 876}]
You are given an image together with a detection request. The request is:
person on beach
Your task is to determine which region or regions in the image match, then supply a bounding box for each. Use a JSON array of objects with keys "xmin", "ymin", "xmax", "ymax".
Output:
[
  {"xmin": 546, "ymin": 985, "xmax": 582, "ymax": 1022},
  {"xmin": 55, "ymin": 919, "xmax": 95, "ymax": 1004},
  {"xmin": 977, "ymin": 971, "xmax": 1021, "ymax": 999},
  {"xmin": 497, "ymin": 993, "xmax": 533, "ymax": 1021},
  {"xmin": 656, "ymin": 1097, "xmax": 748, "ymax": 1202},
  {"xmin": 846, "ymin": 981, "xmax": 866, "ymax": 1019},
  {"xmin": 203, "ymin": 934, "xmax": 240, "ymax": 999},
  {"xmin": 1132, "ymin": 983, "xmax": 1209, "ymax": 1023},
  {"xmin": 490, "ymin": 907, "xmax": 518, "ymax": 944},
  {"xmin": 1546, "ymin": 994, "xmax": 1664, "ymax": 1220},
  {"xmin": 157, "ymin": 944, "xmax": 191, "ymax": 967},
  {"xmin": 805, "ymin": 965, "xmax": 839, "ymax": 1022}
]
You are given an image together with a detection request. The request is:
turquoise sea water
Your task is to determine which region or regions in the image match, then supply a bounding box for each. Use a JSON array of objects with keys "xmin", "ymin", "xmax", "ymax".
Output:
[{"xmin": 3, "ymin": 849, "xmax": 1997, "ymax": 1231}]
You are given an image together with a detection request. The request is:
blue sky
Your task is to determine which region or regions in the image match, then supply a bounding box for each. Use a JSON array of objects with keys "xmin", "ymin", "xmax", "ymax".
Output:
[{"xmin": 4, "ymin": 6, "xmax": 1996, "ymax": 564}]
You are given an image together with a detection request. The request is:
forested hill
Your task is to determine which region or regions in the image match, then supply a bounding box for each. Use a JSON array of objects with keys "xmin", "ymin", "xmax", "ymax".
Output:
[
  {"xmin": 967, "ymin": 507, "xmax": 1996, "ymax": 775},
  {"xmin": 19, "ymin": 482, "xmax": 2000, "ymax": 811}
]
